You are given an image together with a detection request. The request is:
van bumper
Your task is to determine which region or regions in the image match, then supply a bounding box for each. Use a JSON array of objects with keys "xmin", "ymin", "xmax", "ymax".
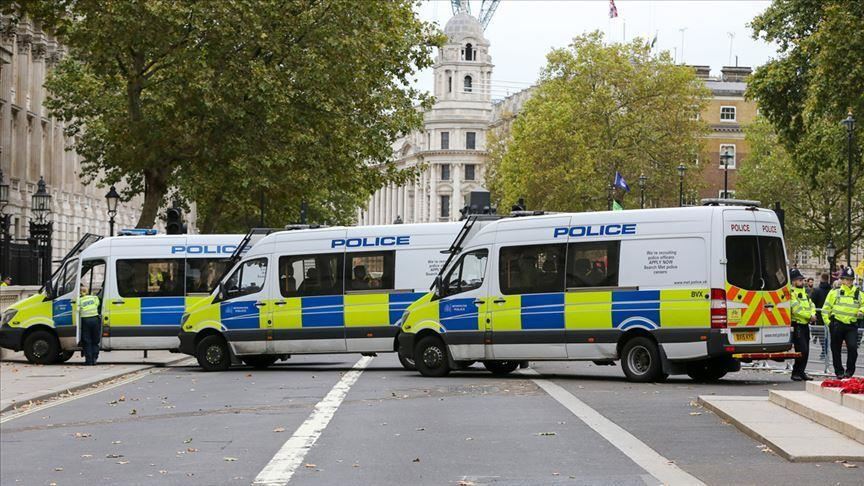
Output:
[
  {"xmin": 706, "ymin": 329, "xmax": 792, "ymax": 357},
  {"xmin": 397, "ymin": 332, "xmax": 415, "ymax": 359},
  {"xmin": 0, "ymin": 324, "xmax": 25, "ymax": 351},
  {"xmin": 178, "ymin": 330, "xmax": 197, "ymax": 356}
]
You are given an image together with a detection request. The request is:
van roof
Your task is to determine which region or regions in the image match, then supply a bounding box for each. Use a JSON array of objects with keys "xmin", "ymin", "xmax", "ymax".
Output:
[{"xmin": 80, "ymin": 234, "xmax": 242, "ymax": 258}]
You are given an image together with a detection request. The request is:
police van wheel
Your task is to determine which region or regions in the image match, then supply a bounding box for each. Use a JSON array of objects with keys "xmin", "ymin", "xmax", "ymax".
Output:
[
  {"xmin": 397, "ymin": 352, "xmax": 416, "ymax": 371},
  {"xmin": 483, "ymin": 360, "xmax": 520, "ymax": 375},
  {"xmin": 23, "ymin": 330, "xmax": 59, "ymax": 365},
  {"xmin": 196, "ymin": 335, "xmax": 231, "ymax": 372},
  {"xmin": 241, "ymin": 356, "xmax": 278, "ymax": 369},
  {"xmin": 415, "ymin": 336, "xmax": 450, "ymax": 377},
  {"xmin": 57, "ymin": 350, "xmax": 74, "ymax": 363},
  {"xmin": 621, "ymin": 337, "xmax": 663, "ymax": 382}
]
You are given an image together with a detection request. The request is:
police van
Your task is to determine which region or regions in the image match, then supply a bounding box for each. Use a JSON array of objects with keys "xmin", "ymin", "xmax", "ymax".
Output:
[
  {"xmin": 397, "ymin": 202, "xmax": 795, "ymax": 382},
  {"xmin": 178, "ymin": 223, "xmax": 462, "ymax": 371},
  {"xmin": 0, "ymin": 233, "xmax": 242, "ymax": 364}
]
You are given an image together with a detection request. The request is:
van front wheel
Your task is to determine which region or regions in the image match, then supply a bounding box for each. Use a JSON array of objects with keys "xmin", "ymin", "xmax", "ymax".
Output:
[
  {"xmin": 621, "ymin": 337, "xmax": 664, "ymax": 382},
  {"xmin": 415, "ymin": 336, "xmax": 450, "ymax": 377},
  {"xmin": 484, "ymin": 360, "xmax": 519, "ymax": 375},
  {"xmin": 397, "ymin": 352, "xmax": 416, "ymax": 371},
  {"xmin": 241, "ymin": 356, "xmax": 278, "ymax": 369},
  {"xmin": 23, "ymin": 330, "xmax": 59, "ymax": 365},
  {"xmin": 196, "ymin": 335, "xmax": 231, "ymax": 371}
]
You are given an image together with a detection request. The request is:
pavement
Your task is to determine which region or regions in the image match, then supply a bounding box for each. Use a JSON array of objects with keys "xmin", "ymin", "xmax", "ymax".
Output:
[
  {"xmin": 1, "ymin": 354, "xmax": 862, "ymax": 486},
  {"xmin": 0, "ymin": 351, "xmax": 189, "ymax": 413}
]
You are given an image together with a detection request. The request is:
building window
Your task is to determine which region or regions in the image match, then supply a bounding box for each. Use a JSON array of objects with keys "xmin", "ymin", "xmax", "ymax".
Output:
[
  {"xmin": 719, "ymin": 190, "xmax": 736, "ymax": 199},
  {"xmin": 719, "ymin": 144, "xmax": 737, "ymax": 169},
  {"xmin": 441, "ymin": 164, "xmax": 451, "ymax": 181},
  {"xmin": 448, "ymin": 76, "xmax": 452, "ymax": 93},
  {"xmin": 464, "ymin": 164, "xmax": 476, "ymax": 181},
  {"xmin": 441, "ymin": 195, "xmax": 450, "ymax": 218},
  {"xmin": 720, "ymin": 106, "xmax": 736, "ymax": 122},
  {"xmin": 464, "ymin": 75, "xmax": 472, "ymax": 93},
  {"xmin": 465, "ymin": 43, "xmax": 474, "ymax": 61},
  {"xmin": 466, "ymin": 132, "xmax": 476, "ymax": 150},
  {"xmin": 441, "ymin": 131, "xmax": 449, "ymax": 150}
]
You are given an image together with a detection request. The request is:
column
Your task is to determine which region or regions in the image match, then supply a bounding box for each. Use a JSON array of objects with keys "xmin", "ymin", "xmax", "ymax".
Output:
[
  {"xmin": 451, "ymin": 163, "xmax": 462, "ymax": 221},
  {"xmin": 403, "ymin": 184, "xmax": 409, "ymax": 223},
  {"xmin": 375, "ymin": 190, "xmax": 383, "ymax": 225},
  {"xmin": 413, "ymin": 176, "xmax": 421, "ymax": 223},
  {"xmin": 384, "ymin": 185, "xmax": 392, "ymax": 224},
  {"xmin": 15, "ymin": 32, "xmax": 30, "ymax": 181},
  {"xmin": 429, "ymin": 164, "xmax": 438, "ymax": 222}
]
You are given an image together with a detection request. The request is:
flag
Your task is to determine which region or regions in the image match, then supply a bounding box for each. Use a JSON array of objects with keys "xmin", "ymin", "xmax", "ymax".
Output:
[
  {"xmin": 612, "ymin": 200, "xmax": 624, "ymax": 211},
  {"xmin": 609, "ymin": 0, "xmax": 618, "ymax": 19},
  {"xmin": 650, "ymin": 32, "xmax": 658, "ymax": 48},
  {"xmin": 613, "ymin": 171, "xmax": 630, "ymax": 192}
]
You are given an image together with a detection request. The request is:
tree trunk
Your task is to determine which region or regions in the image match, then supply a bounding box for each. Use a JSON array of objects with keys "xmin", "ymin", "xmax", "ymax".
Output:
[
  {"xmin": 135, "ymin": 167, "xmax": 170, "ymax": 229},
  {"xmin": 199, "ymin": 194, "xmax": 225, "ymax": 234}
]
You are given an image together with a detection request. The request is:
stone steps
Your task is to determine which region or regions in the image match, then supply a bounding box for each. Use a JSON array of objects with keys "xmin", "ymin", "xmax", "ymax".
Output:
[
  {"xmin": 805, "ymin": 380, "xmax": 864, "ymax": 414},
  {"xmin": 769, "ymin": 390, "xmax": 864, "ymax": 444}
]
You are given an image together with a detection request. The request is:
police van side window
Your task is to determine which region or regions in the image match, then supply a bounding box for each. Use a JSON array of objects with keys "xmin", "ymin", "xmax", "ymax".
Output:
[
  {"xmin": 441, "ymin": 249, "xmax": 488, "ymax": 297},
  {"xmin": 499, "ymin": 244, "xmax": 566, "ymax": 295},
  {"xmin": 566, "ymin": 241, "xmax": 620, "ymax": 288},
  {"xmin": 56, "ymin": 259, "xmax": 80, "ymax": 297},
  {"xmin": 81, "ymin": 260, "xmax": 106, "ymax": 298},
  {"xmin": 224, "ymin": 258, "xmax": 268, "ymax": 299},
  {"xmin": 346, "ymin": 251, "xmax": 395, "ymax": 292},
  {"xmin": 278, "ymin": 254, "xmax": 344, "ymax": 297},
  {"xmin": 185, "ymin": 258, "xmax": 231, "ymax": 295},
  {"xmin": 116, "ymin": 259, "xmax": 185, "ymax": 298}
]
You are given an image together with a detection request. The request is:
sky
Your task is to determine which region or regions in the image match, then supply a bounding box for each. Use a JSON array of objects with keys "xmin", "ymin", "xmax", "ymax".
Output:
[{"xmin": 412, "ymin": 0, "xmax": 778, "ymax": 100}]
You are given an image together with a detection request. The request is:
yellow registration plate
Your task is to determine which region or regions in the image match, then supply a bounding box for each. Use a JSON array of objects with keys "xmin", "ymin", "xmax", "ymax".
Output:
[{"xmin": 733, "ymin": 331, "xmax": 757, "ymax": 342}]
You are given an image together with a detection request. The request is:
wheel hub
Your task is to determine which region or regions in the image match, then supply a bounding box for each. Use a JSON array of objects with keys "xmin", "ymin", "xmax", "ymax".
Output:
[
  {"xmin": 206, "ymin": 345, "xmax": 223, "ymax": 364},
  {"xmin": 32, "ymin": 340, "xmax": 49, "ymax": 358},
  {"xmin": 422, "ymin": 346, "xmax": 443, "ymax": 368},
  {"xmin": 628, "ymin": 345, "xmax": 651, "ymax": 375}
]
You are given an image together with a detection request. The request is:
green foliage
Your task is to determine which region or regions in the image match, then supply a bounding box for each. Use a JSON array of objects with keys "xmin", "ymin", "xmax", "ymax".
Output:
[
  {"xmin": 486, "ymin": 32, "xmax": 708, "ymax": 212},
  {"xmin": 747, "ymin": 0, "xmax": 863, "ymax": 258},
  {"xmin": 39, "ymin": 0, "xmax": 442, "ymax": 231}
]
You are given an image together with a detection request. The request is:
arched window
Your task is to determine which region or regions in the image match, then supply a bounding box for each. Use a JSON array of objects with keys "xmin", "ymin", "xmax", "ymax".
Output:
[
  {"xmin": 465, "ymin": 43, "xmax": 474, "ymax": 61},
  {"xmin": 464, "ymin": 75, "xmax": 473, "ymax": 93}
]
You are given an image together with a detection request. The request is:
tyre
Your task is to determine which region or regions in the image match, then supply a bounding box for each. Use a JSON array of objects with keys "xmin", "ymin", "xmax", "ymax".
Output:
[
  {"xmin": 196, "ymin": 335, "xmax": 231, "ymax": 371},
  {"xmin": 620, "ymin": 336, "xmax": 664, "ymax": 382},
  {"xmin": 241, "ymin": 355, "xmax": 278, "ymax": 369},
  {"xmin": 483, "ymin": 360, "xmax": 520, "ymax": 375},
  {"xmin": 686, "ymin": 359, "xmax": 728, "ymax": 382},
  {"xmin": 23, "ymin": 330, "xmax": 59, "ymax": 365},
  {"xmin": 414, "ymin": 335, "xmax": 450, "ymax": 377},
  {"xmin": 397, "ymin": 352, "xmax": 416, "ymax": 371},
  {"xmin": 57, "ymin": 350, "xmax": 74, "ymax": 363}
]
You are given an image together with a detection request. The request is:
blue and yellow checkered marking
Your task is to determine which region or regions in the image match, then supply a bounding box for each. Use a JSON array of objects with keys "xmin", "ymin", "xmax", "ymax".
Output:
[{"xmin": 612, "ymin": 290, "xmax": 660, "ymax": 330}]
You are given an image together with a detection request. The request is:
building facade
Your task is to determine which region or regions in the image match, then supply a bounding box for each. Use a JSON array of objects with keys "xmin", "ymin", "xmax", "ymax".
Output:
[{"xmin": 0, "ymin": 17, "xmax": 145, "ymax": 269}]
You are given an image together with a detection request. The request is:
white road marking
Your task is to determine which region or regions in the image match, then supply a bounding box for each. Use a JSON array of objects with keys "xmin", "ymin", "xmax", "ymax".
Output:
[
  {"xmin": 253, "ymin": 356, "xmax": 373, "ymax": 486},
  {"xmin": 522, "ymin": 369, "xmax": 706, "ymax": 486}
]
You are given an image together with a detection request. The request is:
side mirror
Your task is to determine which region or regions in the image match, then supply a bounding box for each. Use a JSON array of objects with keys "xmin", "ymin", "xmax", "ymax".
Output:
[
  {"xmin": 216, "ymin": 283, "xmax": 225, "ymax": 301},
  {"xmin": 43, "ymin": 279, "xmax": 54, "ymax": 299},
  {"xmin": 433, "ymin": 275, "xmax": 443, "ymax": 296}
]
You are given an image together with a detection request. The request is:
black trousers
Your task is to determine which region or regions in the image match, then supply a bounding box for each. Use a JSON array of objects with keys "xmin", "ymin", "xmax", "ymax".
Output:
[
  {"xmin": 791, "ymin": 323, "xmax": 810, "ymax": 376},
  {"xmin": 81, "ymin": 316, "xmax": 102, "ymax": 365},
  {"xmin": 830, "ymin": 321, "xmax": 858, "ymax": 377}
]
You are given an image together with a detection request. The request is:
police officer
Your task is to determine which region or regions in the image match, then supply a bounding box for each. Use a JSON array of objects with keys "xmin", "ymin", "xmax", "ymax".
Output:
[
  {"xmin": 822, "ymin": 267, "xmax": 864, "ymax": 378},
  {"xmin": 78, "ymin": 286, "xmax": 102, "ymax": 366},
  {"xmin": 789, "ymin": 269, "xmax": 815, "ymax": 381}
]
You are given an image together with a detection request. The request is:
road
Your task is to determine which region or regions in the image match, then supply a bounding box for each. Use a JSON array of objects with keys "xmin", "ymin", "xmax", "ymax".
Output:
[{"xmin": 1, "ymin": 355, "xmax": 862, "ymax": 486}]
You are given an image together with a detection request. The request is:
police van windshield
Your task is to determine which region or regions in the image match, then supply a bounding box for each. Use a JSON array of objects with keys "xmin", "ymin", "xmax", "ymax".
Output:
[{"xmin": 726, "ymin": 236, "xmax": 788, "ymax": 290}]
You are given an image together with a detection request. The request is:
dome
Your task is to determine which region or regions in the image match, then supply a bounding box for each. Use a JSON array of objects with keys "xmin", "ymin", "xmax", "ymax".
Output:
[{"xmin": 443, "ymin": 13, "xmax": 487, "ymax": 44}]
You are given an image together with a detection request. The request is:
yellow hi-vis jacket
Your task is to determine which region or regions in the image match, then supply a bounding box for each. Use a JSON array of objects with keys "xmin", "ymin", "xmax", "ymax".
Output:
[
  {"xmin": 790, "ymin": 286, "xmax": 815, "ymax": 324},
  {"xmin": 79, "ymin": 295, "xmax": 101, "ymax": 318},
  {"xmin": 822, "ymin": 284, "xmax": 863, "ymax": 325}
]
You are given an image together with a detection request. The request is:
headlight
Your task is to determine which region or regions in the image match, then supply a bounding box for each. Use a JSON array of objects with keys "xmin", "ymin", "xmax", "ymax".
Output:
[{"xmin": 1, "ymin": 309, "xmax": 17, "ymax": 326}]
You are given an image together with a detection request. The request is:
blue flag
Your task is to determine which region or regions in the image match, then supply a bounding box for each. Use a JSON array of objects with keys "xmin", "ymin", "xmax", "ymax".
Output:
[{"xmin": 614, "ymin": 172, "xmax": 630, "ymax": 193}]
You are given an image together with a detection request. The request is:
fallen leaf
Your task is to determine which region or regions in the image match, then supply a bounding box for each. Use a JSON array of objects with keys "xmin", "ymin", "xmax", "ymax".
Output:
[
  {"xmin": 183, "ymin": 438, "xmax": 193, "ymax": 444},
  {"xmin": 465, "ymin": 437, "xmax": 473, "ymax": 441},
  {"xmin": 81, "ymin": 454, "xmax": 92, "ymax": 459},
  {"xmin": 352, "ymin": 463, "xmax": 360, "ymax": 468},
  {"xmin": 129, "ymin": 409, "xmax": 137, "ymax": 415},
  {"xmin": 74, "ymin": 432, "xmax": 91, "ymax": 438},
  {"xmin": 54, "ymin": 467, "xmax": 63, "ymax": 471},
  {"xmin": 106, "ymin": 454, "xmax": 124, "ymax": 459},
  {"xmin": 224, "ymin": 457, "xmax": 238, "ymax": 462},
  {"xmin": 689, "ymin": 412, "xmax": 702, "ymax": 416},
  {"xmin": 416, "ymin": 427, "xmax": 425, "ymax": 431},
  {"xmin": 841, "ymin": 463, "xmax": 858, "ymax": 469},
  {"xmin": 112, "ymin": 440, "xmax": 122, "ymax": 444},
  {"xmin": 273, "ymin": 427, "xmax": 286, "ymax": 433},
  {"xmin": 117, "ymin": 460, "xmax": 129, "ymax": 465},
  {"xmin": 118, "ymin": 395, "xmax": 126, "ymax": 402},
  {"xmin": 304, "ymin": 463, "xmax": 317, "ymax": 468},
  {"xmin": 412, "ymin": 457, "xmax": 420, "ymax": 463},
  {"xmin": 186, "ymin": 448, "xmax": 198, "ymax": 453},
  {"xmin": 159, "ymin": 470, "xmax": 168, "ymax": 474},
  {"xmin": 538, "ymin": 432, "xmax": 557, "ymax": 436}
]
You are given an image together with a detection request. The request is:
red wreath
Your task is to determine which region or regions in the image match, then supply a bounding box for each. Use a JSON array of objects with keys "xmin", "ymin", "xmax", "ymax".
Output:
[{"xmin": 821, "ymin": 377, "xmax": 864, "ymax": 394}]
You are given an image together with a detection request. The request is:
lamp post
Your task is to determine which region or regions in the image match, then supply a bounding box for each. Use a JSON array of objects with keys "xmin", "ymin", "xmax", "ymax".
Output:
[
  {"xmin": 0, "ymin": 169, "xmax": 10, "ymax": 280},
  {"xmin": 826, "ymin": 240, "xmax": 837, "ymax": 280},
  {"xmin": 720, "ymin": 147, "xmax": 734, "ymax": 198},
  {"xmin": 105, "ymin": 185, "xmax": 120, "ymax": 237},
  {"xmin": 30, "ymin": 176, "xmax": 53, "ymax": 284},
  {"xmin": 638, "ymin": 173, "xmax": 647, "ymax": 209},
  {"xmin": 841, "ymin": 112, "xmax": 855, "ymax": 268},
  {"xmin": 677, "ymin": 163, "xmax": 687, "ymax": 207}
]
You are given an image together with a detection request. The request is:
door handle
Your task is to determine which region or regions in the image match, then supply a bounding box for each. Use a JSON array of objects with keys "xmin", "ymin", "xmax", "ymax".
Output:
[
  {"xmin": 764, "ymin": 304, "xmax": 775, "ymax": 309},
  {"xmin": 492, "ymin": 298, "xmax": 507, "ymax": 304},
  {"xmin": 274, "ymin": 300, "xmax": 287, "ymax": 306},
  {"xmin": 112, "ymin": 300, "xmax": 125, "ymax": 305},
  {"xmin": 473, "ymin": 299, "xmax": 486, "ymax": 306},
  {"xmin": 254, "ymin": 301, "xmax": 266, "ymax": 307}
]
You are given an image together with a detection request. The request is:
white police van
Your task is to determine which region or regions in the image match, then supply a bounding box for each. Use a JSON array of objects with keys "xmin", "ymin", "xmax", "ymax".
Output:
[
  {"xmin": 0, "ymin": 232, "xmax": 242, "ymax": 363},
  {"xmin": 398, "ymin": 202, "xmax": 796, "ymax": 382},
  {"xmin": 179, "ymin": 223, "xmax": 462, "ymax": 371}
]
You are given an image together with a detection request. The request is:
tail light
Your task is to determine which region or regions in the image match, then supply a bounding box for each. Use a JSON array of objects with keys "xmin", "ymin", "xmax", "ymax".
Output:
[{"xmin": 711, "ymin": 288, "xmax": 727, "ymax": 329}]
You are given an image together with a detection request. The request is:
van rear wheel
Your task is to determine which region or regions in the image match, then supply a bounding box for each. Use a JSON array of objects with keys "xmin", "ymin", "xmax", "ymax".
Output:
[
  {"xmin": 621, "ymin": 337, "xmax": 664, "ymax": 382},
  {"xmin": 397, "ymin": 352, "xmax": 416, "ymax": 371},
  {"xmin": 196, "ymin": 335, "xmax": 231, "ymax": 371},
  {"xmin": 23, "ymin": 330, "xmax": 59, "ymax": 365},
  {"xmin": 241, "ymin": 355, "xmax": 278, "ymax": 369},
  {"xmin": 57, "ymin": 350, "xmax": 74, "ymax": 363},
  {"xmin": 415, "ymin": 335, "xmax": 450, "ymax": 377},
  {"xmin": 483, "ymin": 360, "xmax": 520, "ymax": 375}
]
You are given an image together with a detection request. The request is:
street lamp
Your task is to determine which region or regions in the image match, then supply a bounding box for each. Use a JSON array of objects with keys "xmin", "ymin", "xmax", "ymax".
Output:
[
  {"xmin": 0, "ymin": 169, "xmax": 10, "ymax": 280},
  {"xmin": 29, "ymin": 176, "xmax": 53, "ymax": 284},
  {"xmin": 841, "ymin": 112, "xmax": 855, "ymax": 268},
  {"xmin": 638, "ymin": 173, "xmax": 647, "ymax": 209},
  {"xmin": 826, "ymin": 240, "xmax": 837, "ymax": 279},
  {"xmin": 677, "ymin": 163, "xmax": 687, "ymax": 207},
  {"xmin": 0, "ymin": 169, "xmax": 8, "ymax": 212},
  {"xmin": 105, "ymin": 185, "xmax": 120, "ymax": 237},
  {"xmin": 720, "ymin": 147, "xmax": 734, "ymax": 199}
]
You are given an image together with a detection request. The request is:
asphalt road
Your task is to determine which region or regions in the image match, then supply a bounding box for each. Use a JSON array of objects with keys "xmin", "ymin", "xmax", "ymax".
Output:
[{"xmin": 1, "ymin": 355, "xmax": 862, "ymax": 486}]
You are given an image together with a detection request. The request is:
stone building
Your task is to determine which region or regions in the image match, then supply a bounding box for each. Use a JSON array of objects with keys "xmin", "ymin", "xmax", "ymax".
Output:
[{"xmin": 0, "ymin": 17, "xmax": 144, "ymax": 267}]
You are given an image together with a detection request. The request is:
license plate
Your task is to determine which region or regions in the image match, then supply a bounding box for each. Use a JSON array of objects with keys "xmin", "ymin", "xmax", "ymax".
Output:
[{"xmin": 733, "ymin": 331, "xmax": 756, "ymax": 342}]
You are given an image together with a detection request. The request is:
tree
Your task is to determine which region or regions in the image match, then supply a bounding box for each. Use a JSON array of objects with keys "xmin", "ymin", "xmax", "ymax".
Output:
[
  {"xmin": 748, "ymin": 0, "xmax": 864, "ymax": 260},
  {"xmin": 486, "ymin": 32, "xmax": 708, "ymax": 212},
  {"xmin": 737, "ymin": 117, "xmax": 864, "ymax": 255},
  {"xmin": 38, "ymin": 0, "xmax": 441, "ymax": 230}
]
